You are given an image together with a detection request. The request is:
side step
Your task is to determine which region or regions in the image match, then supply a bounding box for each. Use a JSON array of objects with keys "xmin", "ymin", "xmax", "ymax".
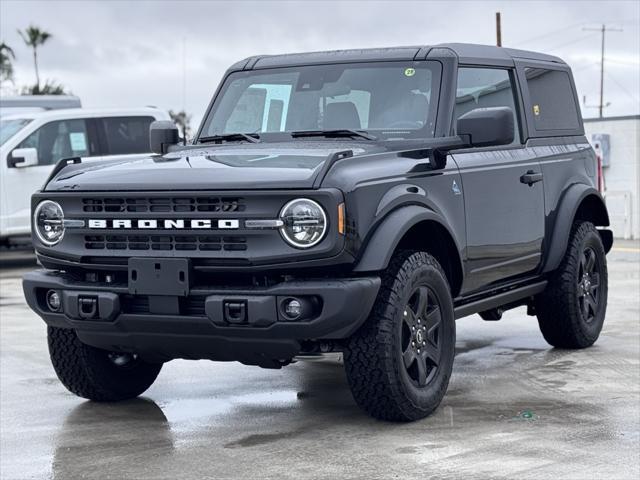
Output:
[{"xmin": 453, "ymin": 280, "xmax": 547, "ymax": 320}]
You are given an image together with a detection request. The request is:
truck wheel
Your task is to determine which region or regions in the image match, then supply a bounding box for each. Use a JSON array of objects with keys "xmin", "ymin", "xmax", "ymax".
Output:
[
  {"xmin": 535, "ymin": 221, "xmax": 608, "ymax": 348},
  {"xmin": 344, "ymin": 251, "xmax": 455, "ymax": 421},
  {"xmin": 48, "ymin": 327, "xmax": 162, "ymax": 401}
]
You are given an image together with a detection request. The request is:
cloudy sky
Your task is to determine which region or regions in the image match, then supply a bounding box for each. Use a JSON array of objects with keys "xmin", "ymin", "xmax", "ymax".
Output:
[{"xmin": 1, "ymin": 0, "xmax": 639, "ymax": 126}]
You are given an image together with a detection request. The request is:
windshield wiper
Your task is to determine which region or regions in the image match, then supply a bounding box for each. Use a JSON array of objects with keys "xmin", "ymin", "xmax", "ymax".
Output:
[
  {"xmin": 199, "ymin": 133, "xmax": 261, "ymax": 144},
  {"xmin": 291, "ymin": 129, "xmax": 377, "ymax": 141}
]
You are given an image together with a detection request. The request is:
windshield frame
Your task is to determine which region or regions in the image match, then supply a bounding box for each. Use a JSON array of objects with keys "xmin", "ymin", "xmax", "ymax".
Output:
[
  {"xmin": 195, "ymin": 60, "xmax": 443, "ymax": 144},
  {"xmin": 0, "ymin": 118, "xmax": 32, "ymax": 146}
]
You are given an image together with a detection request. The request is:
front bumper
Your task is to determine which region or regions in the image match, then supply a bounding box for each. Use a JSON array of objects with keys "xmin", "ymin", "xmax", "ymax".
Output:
[{"xmin": 23, "ymin": 270, "xmax": 380, "ymax": 367}]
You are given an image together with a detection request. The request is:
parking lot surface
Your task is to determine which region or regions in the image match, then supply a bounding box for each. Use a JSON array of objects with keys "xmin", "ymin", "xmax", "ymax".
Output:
[{"xmin": 1, "ymin": 244, "xmax": 639, "ymax": 480}]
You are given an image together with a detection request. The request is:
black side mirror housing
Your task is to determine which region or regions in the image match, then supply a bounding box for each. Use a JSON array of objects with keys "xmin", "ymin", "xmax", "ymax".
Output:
[
  {"xmin": 456, "ymin": 107, "xmax": 514, "ymax": 148},
  {"xmin": 149, "ymin": 121, "xmax": 180, "ymax": 155}
]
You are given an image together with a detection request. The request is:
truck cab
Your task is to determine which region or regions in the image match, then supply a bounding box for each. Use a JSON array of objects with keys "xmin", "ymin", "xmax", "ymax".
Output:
[{"xmin": 0, "ymin": 107, "xmax": 170, "ymax": 244}]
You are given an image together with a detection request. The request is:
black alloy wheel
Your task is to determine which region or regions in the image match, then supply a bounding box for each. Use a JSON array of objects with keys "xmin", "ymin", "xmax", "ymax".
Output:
[
  {"xmin": 577, "ymin": 246, "xmax": 601, "ymax": 323},
  {"xmin": 400, "ymin": 286, "xmax": 442, "ymax": 387}
]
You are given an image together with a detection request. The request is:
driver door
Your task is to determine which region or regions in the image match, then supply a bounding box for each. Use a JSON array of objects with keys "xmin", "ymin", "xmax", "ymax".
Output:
[{"xmin": 452, "ymin": 67, "xmax": 545, "ymax": 292}]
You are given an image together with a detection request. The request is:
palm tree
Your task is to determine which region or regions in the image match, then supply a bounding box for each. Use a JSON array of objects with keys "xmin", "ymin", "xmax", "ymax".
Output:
[
  {"xmin": 17, "ymin": 25, "xmax": 52, "ymax": 91},
  {"xmin": 22, "ymin": 79, "xmax": 67, "ymax": 95},
  {"xmin": 169, "ymin": 110, "xmax": 192, "ymax": 143},
  {"xmin": 0, "ymin": 42, "xmax": 15, "ymax": 85}
]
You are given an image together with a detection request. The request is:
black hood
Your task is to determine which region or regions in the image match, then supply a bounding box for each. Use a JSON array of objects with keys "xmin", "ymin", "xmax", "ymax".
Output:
[{"xmin": 45, "ymin": 142, "xmax": 382, "ymax": 192}]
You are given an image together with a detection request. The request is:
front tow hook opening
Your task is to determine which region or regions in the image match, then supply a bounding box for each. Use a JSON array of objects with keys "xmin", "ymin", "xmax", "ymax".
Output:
[
  {"xmin": 224, "ymin": 301, "xmax": 248, "ymax": 324},
  {"xmin": 78, "ymin": 296, "xmax": 98, "ymax": 320}
]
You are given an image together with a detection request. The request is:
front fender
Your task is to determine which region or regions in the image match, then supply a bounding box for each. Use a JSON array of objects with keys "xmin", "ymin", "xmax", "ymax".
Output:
[
  {"xmin": 353, "ymin": 205, "xmax": 460, "ymax": 273},
  {"xmin": 543, "ymin": 184, "xmax": 611, "ymax": 272}
]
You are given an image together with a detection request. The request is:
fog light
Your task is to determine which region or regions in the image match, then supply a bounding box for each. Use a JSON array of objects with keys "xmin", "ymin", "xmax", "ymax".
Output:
[
  {"xmin": 46, "ymin": 290, "xmax": 62, "ymax": 312},
  {"xmin": 284, "ymin": 299, "xmax": 302, "ymax": 319}
]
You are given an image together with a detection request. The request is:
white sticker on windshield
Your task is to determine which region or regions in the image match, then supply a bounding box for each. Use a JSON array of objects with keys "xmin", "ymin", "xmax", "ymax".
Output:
[{"xmin": 69, "ymin": 132, "xmax": 87, "ymax": 152}]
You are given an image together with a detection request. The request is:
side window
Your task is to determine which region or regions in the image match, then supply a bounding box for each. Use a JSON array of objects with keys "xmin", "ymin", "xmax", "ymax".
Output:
[
  {"xmin": 524, "ymin": 68, "xmax": 580, "ymax": 131},
  {"xmin": 454, "ymin": 68, "xmax": 521, "ymax": 144},
  {"xmin": 17, "ymin": 119, "xmax": 89, "ymax": 165},
  {"xmin": 224, "ymin": 84, "xmax": 292, "ymax": 133},
  {"xmin": 101, "ymin": 116, "xmax": 155, "ymax": 155}
]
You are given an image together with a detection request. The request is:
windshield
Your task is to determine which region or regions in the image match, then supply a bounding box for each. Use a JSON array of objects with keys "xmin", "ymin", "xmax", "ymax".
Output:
[
  {"xmin": 0, "ymin": 118, "xmax": 32, "ymax": 146},
  {"xmin": 199, "ymin": 61, "xmax": 441, "ymax": 142}
]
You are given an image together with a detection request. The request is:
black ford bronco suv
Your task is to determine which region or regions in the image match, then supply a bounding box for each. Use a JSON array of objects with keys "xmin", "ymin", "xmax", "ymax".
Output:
[{"xmin": 23, "ymin": 43, "xmax": 612, "ymax": 421}]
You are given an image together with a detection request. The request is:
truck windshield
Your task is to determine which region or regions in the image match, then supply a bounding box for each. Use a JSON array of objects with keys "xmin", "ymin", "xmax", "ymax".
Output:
[
  {"xmin": 0, "ymin": 118, "xmax": 32, "ymax": 146},
  {"xmin": 199, "ymin": 61, "xmax": 441, "ymax": 142}
]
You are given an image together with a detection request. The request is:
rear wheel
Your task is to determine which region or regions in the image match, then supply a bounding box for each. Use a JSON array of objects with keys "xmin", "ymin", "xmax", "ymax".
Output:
[
  {"xmin": 344, "ymin": 251, "xmax": 455, "ymax": 421},
  {"xmin": 535, "ymin": 221, "xmax": 608, "ymax": 348},
  {"xmin": 48, "ymin": 327, "xmax": 162, "ymax": 401}
]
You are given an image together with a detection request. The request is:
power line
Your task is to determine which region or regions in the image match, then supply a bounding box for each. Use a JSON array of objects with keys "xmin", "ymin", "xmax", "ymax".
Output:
[
  {"xmin": 604, "ymin": 69, "xmax": 640, "ymax": 104},
  {"xmin": 572, "ymin": 62, "xmax": 600, "ymax": 73},
  {"xmin": 545, "ymin": 32, "xmax": 600, "ymax": 52},
  {"xmin": 511, "ymin": 22, "xmax": 588, "ymax": 47},
  {"xmin": 511, "ymin": 18, "xmax": 636, "ymax": 49},
  {"xmin": 604, "ymin": 58, "xmax": 640, "ymax": 67}
]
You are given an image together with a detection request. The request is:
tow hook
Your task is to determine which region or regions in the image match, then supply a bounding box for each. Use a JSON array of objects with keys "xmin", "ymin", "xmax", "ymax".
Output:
[
  {"xmin": 224, "ymin": 300, "xmax": 248, "ymax": 324},
  {"xmin": 78, "ymin": 296, "xmax": 98, "ymax": 319}
]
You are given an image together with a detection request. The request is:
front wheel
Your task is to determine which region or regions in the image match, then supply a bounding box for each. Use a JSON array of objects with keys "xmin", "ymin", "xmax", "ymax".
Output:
[
  {"xmin": 535, "ymin": 221, "xmax": 608, "ymax": 348},
  {"xmin": 344, "ymin": 251, "xmax": 455, "ymax": 421},
  {"xmin": 48, "ymin": 327, "xmax": 162, "ymax": 401}
]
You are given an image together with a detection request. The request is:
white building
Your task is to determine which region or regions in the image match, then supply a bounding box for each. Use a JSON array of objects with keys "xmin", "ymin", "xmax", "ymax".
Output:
[{"xmin": 584, "ymin": 115, "xmax": 640, "ymax": 239}]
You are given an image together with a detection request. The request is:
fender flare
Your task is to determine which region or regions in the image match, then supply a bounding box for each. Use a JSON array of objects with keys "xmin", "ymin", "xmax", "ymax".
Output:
[
  {"xmin": 353, "ymin": 205, "xmax": 462, "ymax": 273},
  {"xmin": 543, "ymin": 184, "xmax": 611, "ymax": 272}
]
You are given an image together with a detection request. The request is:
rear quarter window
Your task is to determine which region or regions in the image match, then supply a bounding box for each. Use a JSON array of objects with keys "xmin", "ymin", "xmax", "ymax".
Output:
[
  {"xmin": 101, "ymin": 116, "xmax": 154, "ymax": 155},
  {"xmin": 524, "ymin": 68, "xmax": 580, "ymax": 132}
]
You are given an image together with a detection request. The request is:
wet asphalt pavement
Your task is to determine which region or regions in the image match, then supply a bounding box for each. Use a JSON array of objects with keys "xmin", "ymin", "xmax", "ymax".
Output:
[{"xmin": 1, "ymin": 244, "xmax": 638, "ymax": 480}]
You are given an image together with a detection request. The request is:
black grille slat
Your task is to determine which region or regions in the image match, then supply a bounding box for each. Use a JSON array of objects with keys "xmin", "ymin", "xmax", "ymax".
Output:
[
  {"xmin": 82, "ymin": 196, "xmax": 245, "ymax": 213},
  {"xmin": 181, "ymin": 296, "xmax": 207, "ymax": 316},
  {"xmin": 199, "ymin": 244, "xmax": 222, "ymax": 251},
  {"xmin": 121, "ymin": 295, "xmax": 150, "ymax": 314},
  {"xmin": 121, "ymin": 295, "xmax": 206, "ymax": 316},
  {"xmin": 83, "ymin": 235, "xmax": 247, "ymax": 251}
]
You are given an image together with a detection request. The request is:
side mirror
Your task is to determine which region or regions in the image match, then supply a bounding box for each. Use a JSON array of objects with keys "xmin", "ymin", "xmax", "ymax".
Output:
[
  {"xmin": 9, "ymin": 148, "xmax": 39, "ymax": 168},
  {"xmin": 149, "ymin": 121, "xmax": 180, "ymax": 155},
  {"xmin": 456, "ymin": 107, "xmax": 514, "ymax": 148}
]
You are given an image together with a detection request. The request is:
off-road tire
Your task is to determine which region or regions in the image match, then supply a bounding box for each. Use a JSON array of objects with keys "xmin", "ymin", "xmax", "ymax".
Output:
[
  {"xmin": 48, "ymin": 327, "xmax": 162, "ymax": 401},
  {"xmin": 535, "ymin": 221, "xmax": 608, "ymax": 348},
  {"xmin": 344, "ymin": 251, "xmax": 455, "ymax": 421}
]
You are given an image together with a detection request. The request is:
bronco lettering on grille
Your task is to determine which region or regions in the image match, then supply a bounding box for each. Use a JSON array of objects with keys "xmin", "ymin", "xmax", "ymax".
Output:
[{"xmin": 87, "ymin": 219, "xmax": 240, "ymax": 229}]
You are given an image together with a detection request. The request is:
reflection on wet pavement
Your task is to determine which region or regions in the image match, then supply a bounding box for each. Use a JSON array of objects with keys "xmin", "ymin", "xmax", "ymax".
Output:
[{"xmin": 1, "ymin": 250, "xmax": 638, "ymax": 479}]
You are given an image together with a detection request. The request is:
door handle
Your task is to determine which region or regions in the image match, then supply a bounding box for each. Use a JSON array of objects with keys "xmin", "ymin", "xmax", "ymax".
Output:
[{"xmin": 520, "ymin": 170, "xmax": 543, "ymax": 186}]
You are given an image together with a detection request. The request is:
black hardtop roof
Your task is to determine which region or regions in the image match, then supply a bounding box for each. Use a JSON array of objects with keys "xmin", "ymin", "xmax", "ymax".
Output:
[{"xmin": 232, "ymin": 43, "xmax": 565, "ymax": 70}]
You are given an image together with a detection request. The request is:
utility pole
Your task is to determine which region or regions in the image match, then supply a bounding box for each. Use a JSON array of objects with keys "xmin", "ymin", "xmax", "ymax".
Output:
[
  {"xmin": 496, "ymin": 12, "xmax": 502, "ymax": 47},
  {"xmin": 182, "ymin": 36, "xmax": 187, "ymax": 112},
  {"xmin": 583, "ymin": 24, "xmax": 622, "ymax": 118}
]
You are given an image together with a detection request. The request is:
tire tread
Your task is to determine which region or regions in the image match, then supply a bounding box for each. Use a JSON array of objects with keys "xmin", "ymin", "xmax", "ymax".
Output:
[
  {"xmin": 536, "ymin": 221, "xmax": 607, "ymax": 348},
  {"xmin": 48, "ymin": 327, "xmax": 161, "ymax": 401},
  {"xmin": 344, "ymin": 250, "xmax": 453, "ymax": 421}
]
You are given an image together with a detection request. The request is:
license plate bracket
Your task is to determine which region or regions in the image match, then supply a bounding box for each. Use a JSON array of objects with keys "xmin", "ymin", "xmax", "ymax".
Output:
[{"xmin": 128, "ymin": 258, "xmax": 191, "ymax": 296}]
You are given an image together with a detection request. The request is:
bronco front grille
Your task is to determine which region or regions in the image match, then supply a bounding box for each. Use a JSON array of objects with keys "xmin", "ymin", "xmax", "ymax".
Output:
[
  {"xmin": 81, "ymin": 196, "xmax": 245, "ymax": 213},
  {"xmin": 84, "ymin": 235, "xmax": 248, "ymax": 251}
]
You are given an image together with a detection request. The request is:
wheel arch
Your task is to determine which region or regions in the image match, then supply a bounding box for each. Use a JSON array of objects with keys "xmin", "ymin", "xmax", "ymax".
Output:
[
  {"xmin": 353, "ymin": 205, "xmax": 464, "ymax": 297},
  {"xmin": 543, "ymin": 185, "xmax": 612, "ymax": 273}
]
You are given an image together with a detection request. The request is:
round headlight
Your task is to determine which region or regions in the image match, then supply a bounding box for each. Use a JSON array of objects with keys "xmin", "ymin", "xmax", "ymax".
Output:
[
  {"xmin": 34, "ymin": 200, "xmax": 65, "ymax": 246},
  {"xmin": 279, "ymin": 199, "xmax": 327, "ymax": 248}
]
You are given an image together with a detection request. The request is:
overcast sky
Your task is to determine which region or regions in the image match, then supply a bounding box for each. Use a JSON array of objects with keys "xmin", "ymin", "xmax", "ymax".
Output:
[{"xmin": 1, "ymin": 0, "xmax": 639, "ymax": 126}]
